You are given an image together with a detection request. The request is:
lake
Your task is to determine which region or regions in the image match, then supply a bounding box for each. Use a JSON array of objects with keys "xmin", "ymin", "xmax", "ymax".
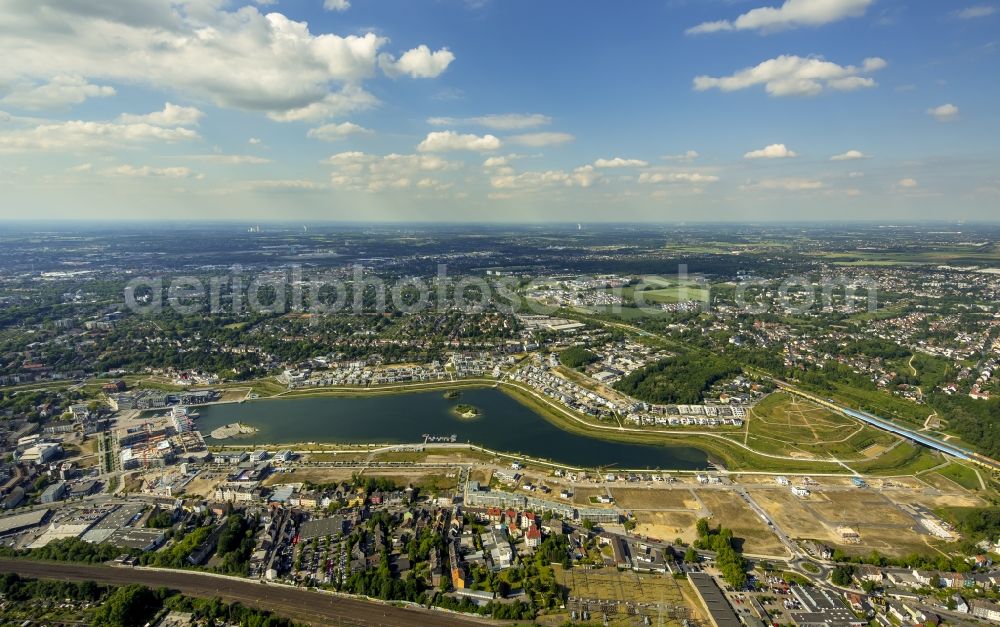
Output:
[{"xmin": 194, "ymin": 387, "xmax": 710, "ymax": 470}]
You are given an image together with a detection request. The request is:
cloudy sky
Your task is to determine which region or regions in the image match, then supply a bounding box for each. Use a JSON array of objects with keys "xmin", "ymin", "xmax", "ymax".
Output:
[{"xmin": 0, "ymin": 0, "xmax": 998, "ymax": 222}]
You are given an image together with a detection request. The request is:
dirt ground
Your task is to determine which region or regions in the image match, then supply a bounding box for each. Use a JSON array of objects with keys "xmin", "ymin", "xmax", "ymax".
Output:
[
  {"xmin": 697, "ymin": 491, "xmax": 788, "ymax": 557},
  {"xmin": 633, "ymin": 511, "xmax": 700, "ymax": 545},
  {"xmin": 609, "ymin": 488, "xmax": 700, "ymax": 510},
  {"xmin": 884, "ymin": 489, "xmax": 987, "ymax": 510},
  {"xmin": 748, "ymin": 486, "xmax": 960, "ymax": 557},
  {"xmin": 217, "ymin": 389, "xmax": 250, "ymax": 403},
  {"xmin": 808, "ymin": 491, "xmax": 915, "ymax": 527},
  {"xmin": 183, "ymin": 476, "xmax": 222, "ymax": 498},
  {"xmin": 573, "ymin": 487, "xmax": 612, "ymax": 506}
]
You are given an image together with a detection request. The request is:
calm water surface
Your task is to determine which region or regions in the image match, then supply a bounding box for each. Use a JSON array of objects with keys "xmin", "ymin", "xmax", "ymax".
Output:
[{"xmin": 195, "ymin": 387, "xmax": 709, "ymax": 470}]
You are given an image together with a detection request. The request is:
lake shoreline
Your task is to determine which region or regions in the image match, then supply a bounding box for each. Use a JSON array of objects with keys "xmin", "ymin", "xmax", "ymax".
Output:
[{"xmin": 192, "ymin": 386, "xmax": 712, "ymax": 470}]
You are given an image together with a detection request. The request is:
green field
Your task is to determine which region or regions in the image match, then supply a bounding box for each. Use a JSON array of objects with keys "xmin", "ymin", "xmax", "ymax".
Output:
[
  {"xmin": 498, "ymin": 384, "xmax": 940, "ymax": 475},
  {"xmin": 730, "ymin": 392, "xmax": 898, "ymax": 459},
  {"xmin": 935, "ymin": 463, "xmax": 982, "ymax": 491},
  {"xmin": 849, "ymin": 441, "xmax": 944, "ymax": 475},
  {"xmin": 803, "ymin": 380, "xmax": 931, "ymax": 427},
  {"xmin": 631, "ymin": 285, "xmax": 711, "ymax": 304},
  {"xmin": 809, "ymin": 247, "xmax": 1000, "ymax": 266}
]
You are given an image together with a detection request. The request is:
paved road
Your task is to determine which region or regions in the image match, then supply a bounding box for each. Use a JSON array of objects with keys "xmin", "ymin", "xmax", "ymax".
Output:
[{"xmin": 0, "ymin": 559, "xmax": 492, "ymax": 627}]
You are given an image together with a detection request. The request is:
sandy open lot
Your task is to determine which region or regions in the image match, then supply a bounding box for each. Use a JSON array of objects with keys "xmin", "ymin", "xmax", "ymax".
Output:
[
  {"xmin": 609, "ymin": 487, "xmax": 701, "ymax": 511},
  {"xmin": 697, "ymin": 491, "xmax": 787, "ymax": 557},
  {"xmin": 749, "ymin": 485, "xmax": 963, "ymax": 557},
  {"xmin": 633, "ymin": 511, "xmax": 701, "ymax": 545}
]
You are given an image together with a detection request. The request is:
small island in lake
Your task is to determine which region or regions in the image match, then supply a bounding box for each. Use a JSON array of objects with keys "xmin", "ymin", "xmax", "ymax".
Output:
[
  {"xmin": 443, "ymin": 390, "xmax": 460, "ymax": 399},
  {"xmin": 451, "ymin": 404, "xmax": 480, "ymax": 419},
  {"xmin": 210, "ymin": 422, "xmax": 258, "ymax": 440}
]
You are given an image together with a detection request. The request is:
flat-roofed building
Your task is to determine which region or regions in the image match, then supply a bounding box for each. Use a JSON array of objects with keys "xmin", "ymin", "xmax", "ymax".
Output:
[
  {"xmin": 0, "ymin": 508, "xmax": 50, "ymax": 537},
  {"xmin": 299, "ymin": 516, "xmax": 346, "ymax": 541},
  {"xmin": 40, "ymin": 481, "xmax": 68, "ymax": 503}
]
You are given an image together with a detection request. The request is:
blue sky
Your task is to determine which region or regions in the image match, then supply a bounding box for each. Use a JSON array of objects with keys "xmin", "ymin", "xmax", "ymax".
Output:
[{"xmin": 0, "ymin": 0, "xmax": 997, "ymax": 221}]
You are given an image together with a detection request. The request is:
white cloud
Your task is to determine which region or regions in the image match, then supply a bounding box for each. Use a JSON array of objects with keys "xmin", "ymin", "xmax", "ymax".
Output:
[
  {"xmin": 323, "ymin": 0, "xmax": 351, "ymax": 11},
  {"xmin": 927, "ymin": 103, "xmax": 959, "ymax": 122},
  {"xmin": 638, "ymin": 172, "xmax": 719, "ymax": 184},
  {"xmin": 104, "ymin": 164, "xmax": 195, "ymax": 178},
  {"xmin": 0, "ymin": 74, "xmax": 115, "ymax": 110},
  {"xmin": 0, "ymin": 119, "xmax": 199, "ymax": 152},
  {"xmin": 265, "ymin": 86, "xmax": 379, "ymax": 122},
  {"xmin": 244, "ymin": 179, "xmax": 326, "ymax": 191},
  {"xmin": 417, "ymin": 131, "xmax": 500, "ymax": 152},
  {"xmin": 416, "ymin": 177, "xmax": 453, "ymax": 192},
  {"xmin": 572, "ymin": 165, "xmax": 599, "ymax": 188},
  {"xmin": 744, "ymin": 143, "xmax": 798, "ymax": 159},
  {"xmin": 248, "ymin": 137, "xmax": 262, "ymax": 145},
  {"xmin": 745, "ymin": 177, "xmax": 824, "ymax": 191},
  {"xmin": 830, "ymin": 149, "xmax": 867, "ymax": 161},
  {"xmin": 119, "ymin": 103, "xmax": 204, "ymax": 127},
  {"xmin": 687, "ymin": 0, "xmax": 872, "ymax": 34},
  {"xmin": 490, "ymin": 166, "xmax": 600, "ymax": 190},
  {"xmin": 325, "ymin": 151, "xmax": 462, "ymax": 191},
  {"xmin": 662, "ymin": 150, "xmax": 699, "ymax": 161},
  {"xmin": 427, "ymin": 113, "xmax": 551, "ymax": 130},
  {"xmin": 694, "ymin": 55, "xmax": 886, "ymax": 97},
  {"xmin": 506, "ymin": 132, "xmax": 575, "ymax": 147},
  {"xmin": 379, "ymin": 45, "xmax": 455, "ymax": 79},
  {"xmin": 594, "ymin": 157, "xmax": 649, "ymax": 168},
  {"xmin": 956, "ymin": 5, "xmax": 996, "ymax": 19},
  {"xmin": 183, "ymin": 154, "xmax": 273, "ymax": 164},
  {"xmin": 0, "ymin": 3, "xmax": 448, "ymax": 119},
  {"xmin": 898, "ymin": 177, "xmax": 918, "ymax": 188},
  {"xmin": 483, "ymin": 157, "xmax": 505, "ymax": 168},
  {"xmin": 66, "ymin": 163, "xmax": 92, "ymax": 173},
  {"xmin": 307, "ymin": 121, "xmax": 373, "ymax": 142},
  {"xmin": 686, "ymin": 20, "xmax": 735, "ymax": 34}
]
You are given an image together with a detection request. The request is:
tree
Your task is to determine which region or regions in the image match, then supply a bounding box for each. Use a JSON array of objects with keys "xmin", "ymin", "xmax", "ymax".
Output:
[
  {"xmin": 559, "ymin": 346, "xmax": 599, "ymax": 369},
  {"xmin": 696, "ymin": 518, "xmax": 710, "ymax": 538},
  {"xmin": 831, "ymin": 565, "xmax": 854, "ymax": 587},
  {"xmin": 90, "ymin": 585, "xmax": 161, "ymax": 627},
  {"xmin": 684, "ymin": 547, "xmax": 699, "ymax": 563}
]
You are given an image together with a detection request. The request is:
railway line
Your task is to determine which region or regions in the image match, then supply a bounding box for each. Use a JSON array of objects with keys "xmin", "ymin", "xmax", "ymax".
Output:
[
  {"xmin": 774, "ymin": 381, "xmax": 1000, "ymax": 471},
  {"xmin": 0, "ymin": 559, "xmax": 493, "ymax": 627}
]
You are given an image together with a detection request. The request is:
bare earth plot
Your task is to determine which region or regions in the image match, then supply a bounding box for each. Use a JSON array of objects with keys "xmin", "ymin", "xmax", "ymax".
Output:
[
  {"xmin": 633, "ymin": 511, "xmax": 701, "ymax": 545},
  {"xmin": 609, "ymin": 487, "xmax": 701, "ymax": 511},
  {"xmin": 884, "ymin": 487, "xmax": 987, "ymax": 511},
  {"xmin": 696, "ymin": 491, "xmax": 787, "ymax": 557},
  {"xmin": 573, "ymin": 487, "xmax": 612, "ymax": 506},
  {"xmin": 749, "ymin": 487, "xmax": 951, "ymax": 557},
  {"xmin": 608, "ymin": 487, "xmax": 707, "ymax": 544}
]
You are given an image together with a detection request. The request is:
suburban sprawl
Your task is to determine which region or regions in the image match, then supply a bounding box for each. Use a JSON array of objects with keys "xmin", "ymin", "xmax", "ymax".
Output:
[{"xmin": 1, "ymin": 223, "xmax": 1000, "ymax": 626}]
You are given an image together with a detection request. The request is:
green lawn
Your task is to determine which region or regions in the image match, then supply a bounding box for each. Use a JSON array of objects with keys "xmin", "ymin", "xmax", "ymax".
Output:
[
  {"xmin": 849, "ymin": 442, "xmax": 943, "ymax": 475},
  {"xmin": 935, "ymin": 463, "xmax": 982, "ymax": 491},
  {"xmin": 736, "ymin": 392, "xmax": 897, "ymax": 459}
]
